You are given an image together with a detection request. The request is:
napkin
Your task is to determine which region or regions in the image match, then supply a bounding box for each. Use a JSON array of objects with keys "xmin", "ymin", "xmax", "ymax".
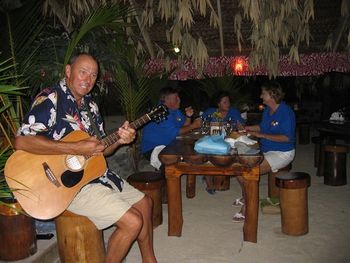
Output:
[
  {"xmin": 150, "ymin": 145, "xmax": 166, "ymax": 170},
  {"xmin": 235, "ymin": 142, "xmax": 260, "ymax": 155},
  {"xmin": 329, "ymin": 111, "xmax": 345, "ymax": 121},
  {"xmin": 225, "ymin": 135, "xmax": 257, "ymax": 148}
]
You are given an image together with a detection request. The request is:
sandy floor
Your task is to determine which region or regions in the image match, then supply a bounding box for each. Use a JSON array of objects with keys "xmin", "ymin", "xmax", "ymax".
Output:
[{"xmin": 121, "ymin": 142, "xmax": 350, "ymax": 263}]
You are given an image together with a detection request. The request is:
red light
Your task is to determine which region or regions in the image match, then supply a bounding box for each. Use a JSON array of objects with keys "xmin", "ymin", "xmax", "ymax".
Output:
[{"xmin": 231, "ymin": 57, "xmax": 247, "ymax": 75}]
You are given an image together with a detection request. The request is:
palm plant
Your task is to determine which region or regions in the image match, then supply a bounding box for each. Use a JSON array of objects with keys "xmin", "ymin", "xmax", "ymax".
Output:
[
  {"xmin": 0, "ymin": 58, "xmax": 28, "ymax": 207},
  {"xmin": 111, "ymin": 52, "xmax": 169, "ymax": 171},
  {"xmin": 197, "ymin": 75, "xmax": 253, "ymax": 110}
]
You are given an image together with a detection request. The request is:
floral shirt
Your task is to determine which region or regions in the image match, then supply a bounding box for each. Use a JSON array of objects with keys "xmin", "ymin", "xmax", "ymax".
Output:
[{"xmin": 17, "ymin": 78, "xmax": 124, "ymax": 191}]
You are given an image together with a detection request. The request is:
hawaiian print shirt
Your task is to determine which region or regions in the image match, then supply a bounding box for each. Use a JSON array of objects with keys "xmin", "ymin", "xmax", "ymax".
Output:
[{"xmin": 18, "ymin": 78, "xmax": 124, "ymax": 191}]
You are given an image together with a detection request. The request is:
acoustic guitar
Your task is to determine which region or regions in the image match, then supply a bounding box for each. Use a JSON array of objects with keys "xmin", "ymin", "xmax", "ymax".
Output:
[{"xmin": 4, "ymin": 104, "xmax": 168, "ymax": 220}]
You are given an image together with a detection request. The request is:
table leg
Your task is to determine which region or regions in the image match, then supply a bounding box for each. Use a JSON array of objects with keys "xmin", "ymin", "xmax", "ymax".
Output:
[
  {"xmin": 186, "ymin": 175, "xmax": 196, "ymax": 198},
  {"xmin": 166, "ymin": 166, "xmax": 183, "ymax": 236},
  {"xmin": 242, "ymin": 166, "xmax": 259, "ymax": 243}
]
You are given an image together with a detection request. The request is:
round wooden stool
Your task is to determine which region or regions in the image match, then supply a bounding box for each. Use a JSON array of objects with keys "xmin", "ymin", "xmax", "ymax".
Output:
[
  {"xmin": 55, "ymin": 210, "xmax": 105, "ymax": 263},
  {"xmin": 311, "ymin": 136, "xmax": 321, "ymax": 168},
  {"xmin": 268, "ymin": 163, "xmax": 292, "ymax": 199},
  {"xmin": 276, "ymin": 172, "xmax": 311, "ymax": 236},
  {"xmin": 127, "ymin": 171, "xmax": 163, "ymax": 228},
  {"xmin": 0, "ymin": 202, "xmax": 37, "ymax": 261},
  {"xmin": 323, "ymin": 144, "xmax": 348, "ymax": 186},
  {"xmin": 298, "ymin": 123, "xmax": 310, "ymax": 144}
]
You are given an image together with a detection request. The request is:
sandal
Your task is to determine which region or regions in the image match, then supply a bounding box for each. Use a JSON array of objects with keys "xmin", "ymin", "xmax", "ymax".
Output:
[
  {"xmin": 232, "ymin": 197, "xmax": 244, "ymax": 207},
  {"xmin": 232, "ymin": 212, "xmax": 245, "ymax": 223}
]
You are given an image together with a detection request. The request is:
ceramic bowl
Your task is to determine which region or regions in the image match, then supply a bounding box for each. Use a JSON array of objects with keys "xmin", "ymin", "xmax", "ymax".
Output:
[
  {"xmin": 183, "ymin": 154, "xmax": 208, "ymax": 164},
  {"xmin": 208, "ymin": 155, "xmax": 235, "ymax": 167}
]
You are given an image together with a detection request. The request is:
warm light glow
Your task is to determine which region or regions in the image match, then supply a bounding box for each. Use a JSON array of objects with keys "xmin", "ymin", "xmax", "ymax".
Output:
[
  {"xmin": 235, "ymin": 62, "xmax": 243, "ymax": 72},
  {"xmin": 231, "ymin": 57, "xmax": 247, "ymax": 75},
  {"xmin": 258, "ymin": 104, "xmax": 265, "ymax": 111},
  {"xmin": 174, "ymin": 47, "xmax": 180, "ymax": 53}
]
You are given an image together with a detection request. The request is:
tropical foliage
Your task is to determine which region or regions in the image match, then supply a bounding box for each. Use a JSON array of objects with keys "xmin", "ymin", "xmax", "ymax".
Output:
[
  {"xmin": 197, "ymin": 76, "xmax": 252, "ymax": 111},
  {"xmin": 0, "ymin": 58, "xmax": 28, "ymax": 205}
]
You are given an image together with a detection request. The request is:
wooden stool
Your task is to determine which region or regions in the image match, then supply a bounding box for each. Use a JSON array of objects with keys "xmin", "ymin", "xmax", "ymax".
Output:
[
  {"xmin": 55, "ymin": 210, "xmax": 105, "ymax": 263},
  {"xmin": 0, "ymin": 202, "xmax": 37, "ymax": 261},
  {"xmin": 212, "ymin": 176, "xmax": 230, "ymax": 191},
  {"xmin": 127, "ymin": 171, "xmax": 163, "ymax": 228},
  {"xmin": 311, "ymin": 136, "xmax": 321, "ymax": 167},
  {"xmin": 298, "ymin": 123, "xmax": 310, "ymax": 144},
  {"xmin": 268, "ymin": 163, "xmax": 292, "ymax": 198},
  {"xmin": 317, "ymin": 143, "xmax": 326, "ymax": 177},
  {"xmin": 276, "ymin": 172, "xmax": 311, "ymax": 236},
  {"xmin": 323, "ymin": 144, "xmax": 348, "ymax": 186}
]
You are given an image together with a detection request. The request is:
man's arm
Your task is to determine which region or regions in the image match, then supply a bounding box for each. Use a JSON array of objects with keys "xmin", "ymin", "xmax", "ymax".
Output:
[
  {"xmin": 179, "ymin": 118, "xmax": 202, "ymax": 135},
  {"xmin": 103, "ymin": 121, "xmax": 136, "ymax": 156},
  {"xmin": 14, "ymin": 135, "xmax": 106, "ymax": 156}
]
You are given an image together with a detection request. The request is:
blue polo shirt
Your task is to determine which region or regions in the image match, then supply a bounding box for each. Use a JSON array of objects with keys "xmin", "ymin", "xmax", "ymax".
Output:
[
  {"xmin": 202, "ymin": 107, "xmax": 245, "ymax": 123},
  {"xmin": 141, "ymin": 108, "xmax": 186, "ymax": 154},
  {"xmin": 259, "ymin": 101, "xmax": 296, "ymax": 153}
]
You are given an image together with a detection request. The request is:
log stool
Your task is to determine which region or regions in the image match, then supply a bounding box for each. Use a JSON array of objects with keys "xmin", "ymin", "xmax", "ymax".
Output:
[
  {"xmin": 298, "ymin": 123, "xmax": 310, "ymax": 144},
  {"xmin": 276, "ymin": 172, "xmax": 311, "ymax": 236},
  {"xmin": 311, "ymin": 136, "xmax": 321, "ymax": 168},
  {"xmin": 0, "ymin": 202, "xmax": 37, "ymax": 261},
  {"xmin": 55, "ymin": 210, "xmax": 105, "ymax": 263},
  {"xmin": 323, "ymin": 144, "xmax": 348, "ymax": 186},
  {"xmin": 127, "ymin": 171, "xmax": 163, "ymax": 228},
  {"xmin": 268, "ymin": 163, "xmax": 292, "ymax": 198}
]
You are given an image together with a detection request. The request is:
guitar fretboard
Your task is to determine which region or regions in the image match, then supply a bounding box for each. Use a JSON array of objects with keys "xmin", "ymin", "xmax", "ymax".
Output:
[{"xmin": 101, "ymin": 114, "xmax": 151, "ymax": 148}]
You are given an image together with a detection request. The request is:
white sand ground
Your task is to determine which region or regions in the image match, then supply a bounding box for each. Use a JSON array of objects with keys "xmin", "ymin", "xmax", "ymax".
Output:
[{"xmin": 122, "ymin": 142, "xmax": 350, "ymax": 263}]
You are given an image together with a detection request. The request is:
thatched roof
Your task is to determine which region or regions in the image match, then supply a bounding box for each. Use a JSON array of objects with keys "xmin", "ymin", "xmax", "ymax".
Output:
[
  {"xmin": 138, "ymin": 0, "xmax": 349, "ymax": 58},
  {"xmin": 132, "ymin": 0, "xmax": 349, "ymax": 78}
]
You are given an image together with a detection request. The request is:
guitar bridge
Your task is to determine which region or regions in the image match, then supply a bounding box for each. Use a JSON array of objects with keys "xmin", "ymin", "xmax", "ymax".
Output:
[{"xmin": 43, "ymin": 162, "xmax": 61, "ymax": 187}]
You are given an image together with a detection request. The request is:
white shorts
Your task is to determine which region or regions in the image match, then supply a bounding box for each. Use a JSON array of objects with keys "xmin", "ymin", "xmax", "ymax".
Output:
[
  {"xmin": 67, "ymin": 180, "xmax": 144, "ymax": 230},
  {"xmin": 263, "ymin": 150, "xmax": 295, "ymax": 172}
]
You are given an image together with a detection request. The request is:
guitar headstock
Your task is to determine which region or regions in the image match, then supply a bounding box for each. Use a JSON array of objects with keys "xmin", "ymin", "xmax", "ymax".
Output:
[{"xmin": 148, "ymin": 104, "xmax": 168, "ymax": 123}]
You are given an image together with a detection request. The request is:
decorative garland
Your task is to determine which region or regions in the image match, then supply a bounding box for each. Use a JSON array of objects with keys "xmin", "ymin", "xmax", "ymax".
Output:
[{"xmin": 144, "ymin": 52, "xmax": 350, "ymax": 80}]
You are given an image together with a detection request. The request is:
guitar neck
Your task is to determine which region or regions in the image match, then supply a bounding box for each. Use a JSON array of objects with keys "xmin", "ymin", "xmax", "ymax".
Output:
[{"xmin": 101, "ymin": 114, "xmax": 151, "ymax": 148}]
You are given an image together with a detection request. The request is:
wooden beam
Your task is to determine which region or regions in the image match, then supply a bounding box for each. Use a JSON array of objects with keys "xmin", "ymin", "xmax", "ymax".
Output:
[{"xmin": 216, "ymin": 0, "xmax": 225, "ymax": 56}]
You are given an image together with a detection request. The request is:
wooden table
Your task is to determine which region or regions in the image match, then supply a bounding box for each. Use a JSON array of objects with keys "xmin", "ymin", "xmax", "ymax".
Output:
[
  {"xmin": 318, "ymin": 120, "xmax": 350, "ymax": 143},
  {"xmin": 158, "ymin": 136, "xmax": 263, "ymax": 243}
]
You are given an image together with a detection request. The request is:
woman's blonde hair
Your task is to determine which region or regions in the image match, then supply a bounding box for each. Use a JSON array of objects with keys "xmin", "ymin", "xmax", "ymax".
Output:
[{"xmin": 261, "ymin": 81, "xmax": 285, "ymax": 103}]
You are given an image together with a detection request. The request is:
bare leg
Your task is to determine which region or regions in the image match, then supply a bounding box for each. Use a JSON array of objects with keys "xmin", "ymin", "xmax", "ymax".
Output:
[
  {"xmin": 132, "ymin": 195, "xmax": 157, "ymax": 263},
  {"xmin": 204, "ymin": 176, "xmax": 214, "ymax": 190},
  {"xmin": 236, "ymin": 159, "xmax": 272, "ymax": 215},
  {"xmin": 105, "ymin": 208, "xmax": 143, "ymax": 263},
  {"xmin": 105, "ymin": 196, "xmax": 157, "ymax": 263}
]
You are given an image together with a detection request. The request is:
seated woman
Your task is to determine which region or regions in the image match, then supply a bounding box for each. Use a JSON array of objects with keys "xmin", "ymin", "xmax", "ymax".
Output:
[
  {"xmin": 201, "ymin": 91, "xmax": 245, "ymax": 194},
  {"xmin": 233, "ymin": 81, "xmax": 296, "ymax": 222}
]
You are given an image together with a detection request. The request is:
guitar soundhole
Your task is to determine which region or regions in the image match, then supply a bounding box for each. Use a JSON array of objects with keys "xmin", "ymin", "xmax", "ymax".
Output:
[{"xmin": 61, "ymin": 170, "xmax": 84, "ymax": 188}]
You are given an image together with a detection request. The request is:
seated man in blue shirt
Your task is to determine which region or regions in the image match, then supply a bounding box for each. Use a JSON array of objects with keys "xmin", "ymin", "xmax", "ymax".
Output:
[{"xmin": 141, "ymin": 86, "xmax": 202, "ymax": 165}]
